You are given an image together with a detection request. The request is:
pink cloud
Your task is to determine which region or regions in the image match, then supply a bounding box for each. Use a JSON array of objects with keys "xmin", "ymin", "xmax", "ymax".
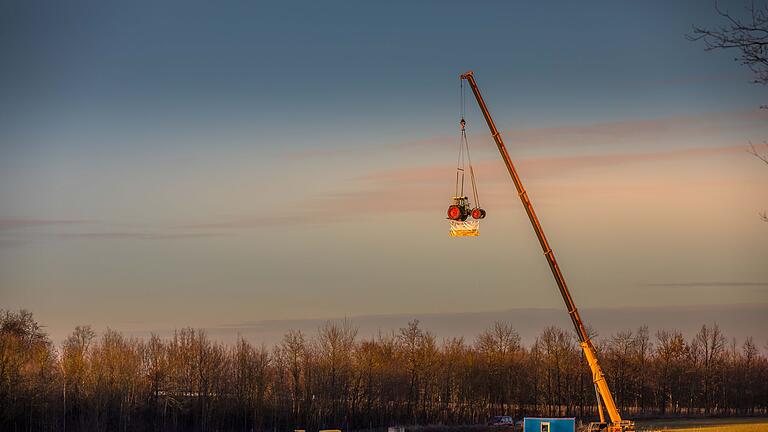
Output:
[
  {"xmin": 297, "ymin": 144, "xmax": 750, "ymax": 217},
  {"xmin": 184, "ymin": 143, "xmax": 754, "ymax": 229},
  {"xmin": 185, "ymin": 109, "xmax": 767, "ymax": 229},
  {"xmin": 360, "ymin": 145, "xmax": 748, "ymax": 185}
]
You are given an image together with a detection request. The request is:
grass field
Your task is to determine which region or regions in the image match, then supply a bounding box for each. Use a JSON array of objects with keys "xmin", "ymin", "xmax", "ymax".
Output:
[{"xmin": 634, "ymin": 417, "xmax": 768, "ymax": 431}]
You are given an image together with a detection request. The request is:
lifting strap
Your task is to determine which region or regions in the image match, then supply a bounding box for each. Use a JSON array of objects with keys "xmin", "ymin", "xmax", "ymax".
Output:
[{"xmin": 455, "ymin": 79, "xmax": 481, "ymax": 207}]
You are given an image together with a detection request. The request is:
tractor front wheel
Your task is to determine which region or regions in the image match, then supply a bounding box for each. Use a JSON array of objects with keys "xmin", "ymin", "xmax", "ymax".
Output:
[{"xmin": 471, "ymin": 208, "xmax": 486, "ymax": 219}]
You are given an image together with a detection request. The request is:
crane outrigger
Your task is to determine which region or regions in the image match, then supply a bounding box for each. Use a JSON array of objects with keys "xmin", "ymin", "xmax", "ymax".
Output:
[{"xmin": 460, "ymin": 71, "xmax": 635, "ymax": 432}]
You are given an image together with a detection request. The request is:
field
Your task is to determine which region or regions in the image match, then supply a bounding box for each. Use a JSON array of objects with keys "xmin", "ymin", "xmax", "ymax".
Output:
[
  {"xmin": 634, "ymin": 417, "xmax": 768, "ymax": 431},
  {"xmin": 414, "ymin": 418, "xmax": 768, "ymax": 432}
]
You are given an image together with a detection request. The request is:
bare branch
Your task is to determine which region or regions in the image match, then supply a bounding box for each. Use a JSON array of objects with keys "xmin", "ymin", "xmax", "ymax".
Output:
[
  {"xmin": 688, "ymin": 1, "xmax": 768, "ymax": 84},
  {"xmin": 748, "ymin": 141, "xmax": 768, "ymax": 164},
  {"xmin": 747, "ymin": 141, "xmax": 768, "ymax": 222}
]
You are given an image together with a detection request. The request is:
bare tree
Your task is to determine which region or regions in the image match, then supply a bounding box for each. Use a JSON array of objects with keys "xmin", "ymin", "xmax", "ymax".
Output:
[
  {"xmin": 654, "ymin": 330, "xmax": 689, "ymax": 415},
  {"xmin": 690, "ymin": 2, "xmax": 768, "ymax": 220},
  {"xmin": 691, "ymin": 324, "xmax": 727, "ymax": 414},
  {"xmin": 604, "ymin": 330, "xmax": 636, "ymax": 412},
  {"xmin": 279, "ymin": 329, "xmax": 308, "ymax": 426},
  {"xmin": 475, "ymin": 322, "xmax": 522, "ymax": 416},
  {"xmin": 316, "ymin": 320, "xmax": 358, "ymax": 428},
  {"xmin": 0, "ymin": 310, "xmax": 58, "ymax": 431},
  {"xmin": 62, "ymin": 325, "xmax": 96, "ymax": 430},
  {"xmin": 3, "ymin": 310, "xmax": 768, "ymax": 430}
]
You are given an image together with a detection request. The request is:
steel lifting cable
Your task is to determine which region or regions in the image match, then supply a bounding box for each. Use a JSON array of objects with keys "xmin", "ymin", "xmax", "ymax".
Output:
[
  {"xmin": 456, "ymin": 80, "xmax": 481, "ymax": 207},
  {"xmin": 455, "ymin": 79, "xmax": 466, "ymax": 198},
  {"xmin": 455, "ymin": 130, "xmax": 465, "ymax": 197},
  {"xmin": 463, "ymin": 125, "xmax": 481, "ymax": 208}
]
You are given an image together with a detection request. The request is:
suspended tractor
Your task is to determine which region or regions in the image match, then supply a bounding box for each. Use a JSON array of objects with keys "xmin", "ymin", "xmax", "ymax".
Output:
[
  {"xmin": 446, "ymin": 116, "xmax": 486, "ymax": 236},
  {"xmin": 447, "ymin": 196, "xmax": 485, "ymax": 221}
]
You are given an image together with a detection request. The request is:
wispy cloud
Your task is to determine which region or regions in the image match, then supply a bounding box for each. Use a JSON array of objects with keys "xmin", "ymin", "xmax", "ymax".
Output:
[
  {"xmin": 505, "ymin": 110, "xmax": 767, "ymax": 149},
  {"xmin": 0, "ymin": 219, "xmax": 228, "ymax": 241},
  {"xmin": 180, "ymin": 211, "xmax": 358, "ymax": 230},
  {"xmin": 644, "ymin": 71, "xmax": 751, "ymax": 86},
  {"xmin": 644, "ymin": 282, "xmax": 768, "ymax": 287},
  {"xmin": 0, "ymin": 219, "xmax": 90, "ymax": 230},
  {"xmin": 57, "ymin": 231, "xmax": 229, "ymax": 240},
  {"xmin": 284, "ymin": 134, "xmax": 456, "ymax": 160},
  {"xmin": 284, "ymin": 109, "xmax": 768, "ymax": 159}
]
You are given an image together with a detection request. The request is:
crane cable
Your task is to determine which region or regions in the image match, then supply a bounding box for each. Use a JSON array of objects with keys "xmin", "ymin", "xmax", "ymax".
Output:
[
  {"xmin": 455, "ymin": 79, "xmax": 481, "ymax": 207},
  {"xmin": 455, "ymin": 79, "xmax": 466, "ymax": 197}
]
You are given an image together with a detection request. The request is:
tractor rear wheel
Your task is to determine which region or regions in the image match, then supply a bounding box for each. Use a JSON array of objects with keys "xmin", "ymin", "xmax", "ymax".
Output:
[{"xmin": 447, "ymin": 205, "xmax": 462, "ymax": 220}]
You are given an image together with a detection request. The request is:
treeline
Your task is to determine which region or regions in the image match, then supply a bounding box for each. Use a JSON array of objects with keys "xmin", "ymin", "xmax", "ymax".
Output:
[{"xmin": 1, "ymin": 310, "xmax": 767, "ymax": 432}]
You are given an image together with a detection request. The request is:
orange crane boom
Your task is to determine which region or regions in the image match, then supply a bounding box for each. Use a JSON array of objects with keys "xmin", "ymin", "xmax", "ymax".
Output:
[{"xmin": 460, "ymin": 71, "xmax": 634, "ymax": 432}]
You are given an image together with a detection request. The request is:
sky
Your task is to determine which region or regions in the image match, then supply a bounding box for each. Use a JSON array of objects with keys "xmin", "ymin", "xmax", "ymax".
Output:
[{"xmin": 1, "ymin": 1, "xmax": 767, "ymax": 343}]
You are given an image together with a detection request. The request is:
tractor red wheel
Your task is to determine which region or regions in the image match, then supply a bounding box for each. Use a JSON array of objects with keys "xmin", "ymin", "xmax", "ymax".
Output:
[
  {"xmin": 447, "ymin": 205, "xmax": 462, "ymax": 220},
  {"xmin": 471, "ymin": 208, "xmax": 486, "ymax": 219}
]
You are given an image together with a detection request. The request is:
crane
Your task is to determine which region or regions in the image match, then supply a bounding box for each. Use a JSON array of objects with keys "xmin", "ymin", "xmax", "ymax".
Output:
[{"xmin": 459, "ymin": 71, "xmax": 635, "ymax": 432}]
